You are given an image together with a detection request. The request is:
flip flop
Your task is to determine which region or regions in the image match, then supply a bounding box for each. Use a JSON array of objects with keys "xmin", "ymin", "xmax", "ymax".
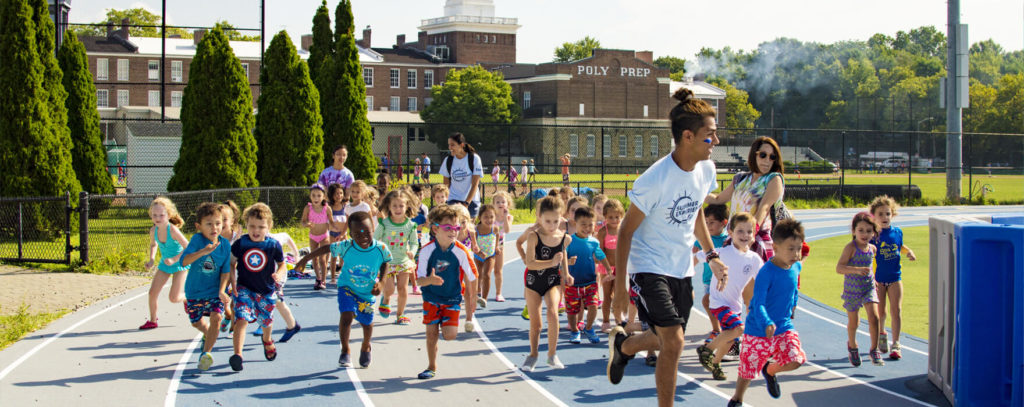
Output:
[{"xmin": 263, "ymin": 340, "xmax": 277, "ymax": 361}]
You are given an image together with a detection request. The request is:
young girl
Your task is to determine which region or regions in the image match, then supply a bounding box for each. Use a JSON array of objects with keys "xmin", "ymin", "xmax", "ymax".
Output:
[
  {"xmin": 836, "ymin": 212, "xmax": 884, "ymax": 367},
  {"xmin": 413, "ymin": 158, "xmax": 423, "ymax": 184},
  {"xmin": 490, "ymin": 191, "xmax": 515, "ymax": 302},
  {"xmin": 302, "ymin": 184, "xmax": 333, "ymax": 290},
  {"xmin": 491, "ymin": 160, "xmax": 501, "ymax": 183},
  {"xmin": 328, "ymin": 183, "xmax": 349, "ymax": 286},
  {"xmin": 521, "ymin": 196, "xmax": 573, "ymax": 371},
  {"xmin": 140, "ymin": 197, "xmax": 189, "ymax": 330},
  {"xmin": 591, "ymin": 194, "xmax": 609, "ymax": 229},
  {"xmin": 473, "ymin": 204, "xmax": 498, "ymax": 309},
  {"xmin": 346, "ymin": 180, "xmax": 374, "ymax": 226},
  {"xmin": 453, "ymin": 204, "xmax": 480, "ymax": 332},
  {"xmin": 563, "ymin": 196, "xmax": 588, "ymax": 236},
  {"xmin": 374, "ymin": 190, "xmax": 420, "ymax": 325},
  {"xmin": 366, "ymin": 187, "xmax": 382, "ymax": 227},
  {"xmin": 869, "ymin": 196, "xmax": 916, "ymax": 360},
  {"xmin": 597, "ymin": 199, "xmax": 624, "ymax": 332}
]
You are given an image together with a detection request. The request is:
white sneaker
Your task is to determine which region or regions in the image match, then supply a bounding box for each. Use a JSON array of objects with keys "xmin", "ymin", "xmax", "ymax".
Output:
[
  {"xmin": 476, "ymin": 296, "xmax": 487, "ymax": 308},
  {"xmin": 465, "ymin": 319, "xmax": 475, "ymax": 333},
  {"xmin": 547, "ymin": 355, "xmax": 565, "ymax": 369},
  {"xmin": 521, "ymin": 355, "xmax": 538, "ymax": 372}
]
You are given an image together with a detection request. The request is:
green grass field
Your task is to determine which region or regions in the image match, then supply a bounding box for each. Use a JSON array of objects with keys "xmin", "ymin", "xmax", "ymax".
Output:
[
  {"xmin": 800, "ymin": 226, "xmax": 929, "ymax": 339},
  {"xmin": 0, "ymin": 304, "xmax": 68, "ymax": 350}
]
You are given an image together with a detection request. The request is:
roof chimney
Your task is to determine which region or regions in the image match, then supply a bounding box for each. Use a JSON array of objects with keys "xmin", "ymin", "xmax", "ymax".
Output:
[
  {"xmin": 396, "ymin": 34, "xmax": 406, "ymax": 47},
  {"xmin": 121, "ymin": 18, "xmax": 130, "ymax": 40},
  {"xmin": 417, "ymin": 31, "xmax": 427, "ymax": 49},
  {"xmin": 635, "ymin": 50, "xmax": 653, "ymax": 65},
  {"xmin": 357, "ymin": 25, "xmax": 371, "ymax": 48},
  {"xmin": 301, "ymin": 34, "xmax": 313, "ymax": 51},
  {"xmin": 106, "ymin": 22, "xmax": 114, "ymax": 37},
  {"xmin": 194, "ymin": 29, "xmax": 207, "ymax": 46}
]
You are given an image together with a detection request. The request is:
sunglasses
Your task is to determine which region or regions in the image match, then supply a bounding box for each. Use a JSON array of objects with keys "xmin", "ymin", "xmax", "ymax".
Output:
[
  {"xmin": 433, "ymin": 223, "xmax": 462, "ymax": 232},
  {"xmin": 758, "ymin": 152, "xmax": 778, "ymax": 161}
]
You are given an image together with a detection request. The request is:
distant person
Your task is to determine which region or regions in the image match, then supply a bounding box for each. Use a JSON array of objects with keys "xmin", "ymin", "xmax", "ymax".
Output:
[
  {"xmin": 520, "ymin": 159, "xmax": 529, "ymax": 188},
  {"xmin": 491, "ymin": 160, "xmax": 502, "ymax": 183},
  {"xmin": 529, "ymin": 159, "xmax": 537, "ymax": 182},
  {"xmin": 413, "ymin": 158, "xmax": 423, "ymax": 184},
  {"xmin": 561, "ymin": 153, "xmax": 571, "ymax": 186},
  {"xmin": 319, "ymin": 145, "xmax": 355, "ymax": 190},
  {"xmin": 421, "ymin": 152, "xmax": 431, "ymax": 183},
  {"xmin": 869, "ymin": 196, "xmax": 916, "ymax": 360},
  {"xmin": 439, "ymin": 133, "xmax": 484, "ymax": 217}
]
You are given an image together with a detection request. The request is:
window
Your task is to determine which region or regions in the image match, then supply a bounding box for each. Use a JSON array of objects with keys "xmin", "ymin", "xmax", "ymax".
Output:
[
  {"xmin": 643, "ymin": 105, "xmax": 649, "ymax": 118},
  {"xmin": 418, "ymin": 128, "xmax": 426, "ymax": 141},
  {"xmin": 618, "ymin": 135, "xmax": 627, "ymax": 157},
  {"xmin": 603, "ymin": 134, "xmax": 611, "ymax": 157},
  {"xmin": 365, "ymin": 96, "xmax": 373, "ymax": 110},
  {"xmin": 434, "ymin": 46, "xmax": 449, "ymax": 61},
  {"xmin": 117, "ymin": 59, "xmax": 128, "ymax": 81},
  {"xmin": 96, "ymin": 89, "xmax": 108, "ymax": 107},
  {"xmin": 650, "ymin": 135, "xmax": 658, "ymax": 157},
  {"xmin": 424, "ymin": 97, "xmax": 433, "ymax": 107},
  {"xmin": 407, "ymin": 97, "xmax": 417, "ymax": 112},
  {"xmin": 407, "ymin": 69, "xmax": 417, "ymax": 88},
  {"xmin": 483, "ymin": 35, "xmax": 488, "ymax": 44},
  {"xmin": 492, "ymin": 35, "xmax": 496, "ymax": 43},
  {"xmin": 407, "ymin": 127, "xmax": 417, "ymax": 142},
  {"xmin": 96, "ymin": 58, "xmax": 108, "ymax": 80},
  {"xmin": 241, "ymin": 63, "xmax": 249, "ymax": 81},
  {"xmin": 634, "ymin": 135, "xmax": 643, "ymax": 157},
  {"xmin": 424, "ymin": 70, "xmax": 434, "ymax": 88},
  {"xmin": 117, "ymin": 89, "xmax": 129, "ymax": 107},
  {"xmin": 171, "ymin": 91, "xmax": 182, "ymax": 107},
  {"xmin": 523, "ymin": 91, "xmax": 531, "ymax": 109},
  {"xmin": 148, "ymin": 60, "xmax": 159, "ymax": 81},
  {"xmin": 706, "ymin": 99, "xmax": 719, "ymax": 110},
  {"xmin": 569, "ymin": 134, "xmax": 579, "ymax": 157},
  {"xmin": 363, "ymin": 67, "xmax": 373, "ymax": 87},
  {"xmin": 390, "ymin": 68, "xmax": 400, "ymax": 88},
  {"xmin": 171, "ymin": 61, "xmax": 182, "ymax": 82},
  {"xmin": 586, "ymin": 134, "xmax": 595, "ymax": 157},
  {"xmin": 579, "ymin": 103, "xmax": 585, "ymax": 116},
  {"xmin": 389, "ymin": 96, "xmax": 400, "ymax": 111},
  {"xmin": 148, "ymin": 90, "xmax": 160, "ymax": 107}
]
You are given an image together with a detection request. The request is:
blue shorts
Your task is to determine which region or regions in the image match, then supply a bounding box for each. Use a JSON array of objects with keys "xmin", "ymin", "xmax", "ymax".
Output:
[
  {"xmin": 234, "ymin": 286, "xmax": 277, "ymax": 328},
  {"xmin": 338, "ymin": 287, "xmax": 375, "ymax": 326}
]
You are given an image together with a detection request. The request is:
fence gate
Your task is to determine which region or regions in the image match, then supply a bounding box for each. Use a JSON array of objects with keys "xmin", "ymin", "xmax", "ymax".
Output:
[{"xmin": 0, "ymin": 192, "xmax": 74, "ymax": 264}]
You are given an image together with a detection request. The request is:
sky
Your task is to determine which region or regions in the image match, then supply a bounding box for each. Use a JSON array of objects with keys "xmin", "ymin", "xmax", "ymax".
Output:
[{"xmin": 73, "ymin": 0, "xmax": 1023, "ymax": 65}]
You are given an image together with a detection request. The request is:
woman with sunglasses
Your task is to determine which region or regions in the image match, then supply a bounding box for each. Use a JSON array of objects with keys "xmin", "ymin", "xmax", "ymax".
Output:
[{"xmin": 705, "ymin": 136, "xmax": 785, "ymax": 262}]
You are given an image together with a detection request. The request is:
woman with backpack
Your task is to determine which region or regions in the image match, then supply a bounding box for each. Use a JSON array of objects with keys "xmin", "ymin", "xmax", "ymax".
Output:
[{"xmin": 439, "ymin": 132, "xmax": 484, "ymax": 218}]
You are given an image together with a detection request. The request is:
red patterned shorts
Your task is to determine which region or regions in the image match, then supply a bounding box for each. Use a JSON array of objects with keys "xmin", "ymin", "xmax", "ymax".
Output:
[
  {"xmin": 565, "ymin": 283, "xmax": 600, "ymax": 315},
  {"xmin": 738, "ymin": 331, "xmax": 806, "ymax": 380}
]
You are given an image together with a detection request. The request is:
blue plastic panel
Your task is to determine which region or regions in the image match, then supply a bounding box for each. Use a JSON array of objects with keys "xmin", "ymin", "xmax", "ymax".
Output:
[{"xmin": 990, "ymin": 214, "xmax": 1024, "ymax": 226}]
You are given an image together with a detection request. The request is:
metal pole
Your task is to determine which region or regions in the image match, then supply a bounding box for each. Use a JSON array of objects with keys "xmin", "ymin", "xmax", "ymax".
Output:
[
  {"xmin": 840, "ymin": 131, "xmax": 846, "ymax": 199},
  {"xmin": 65, "ymin": 191, "xmax": 72, "ymax": 264},
  {"xmin": 908, "ymin": 133, "xmax": 913, "ymax": 199},
  {"xmin": 967, "ymin": 133, "xmax": 973, "ymax": 201},
  {"xmin": 79, "ymin": 192, "xmax": 89, "ymax": 263},
  {"xmin": 17, "ymin": 202, "xmax": 23, "ymax": 261},
  {"xmin": 406, "ymin": 124, "xmax": 411, "ymax": 184},
  {"xmin": 946, "ymin": 0, "xmax": 964, "ymax": 201},
  {"xmin": 600, "ymin": 127, "xmax": 606, "ymax": 185},
  {"xmin": 160, "ymin": 0, "xmax": 166, "ymax": 123},
  {"xmin": 260, "ymin": 0, "xmax": 265, "ymax": 65},
  {"xmin": 507, "ymin": 125, "xmax": 512, "ymax": 197}
]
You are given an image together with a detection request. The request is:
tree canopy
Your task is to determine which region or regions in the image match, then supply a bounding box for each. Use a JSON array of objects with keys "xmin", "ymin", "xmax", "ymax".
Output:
[
  {"xmin": 420, "ymin": 65, "xmax": 520, "ymax": 151},
  {"xmin": 654, "ymin": 55, "xmax": 687, "ymax": 81},
  {"xmin": 58, "ymin": 30, "xmax": 113, "ymax": 195},
  {"xmin": 708, "ymin": 78, "xmax": 761, "ymax": 130},
  {"xmin": 70, "ymin": 7, "xmax": 191, "ymax": 38},
  {"xmin": 553, "ymin": 36, "xmax": 600, "ymax": 62}
]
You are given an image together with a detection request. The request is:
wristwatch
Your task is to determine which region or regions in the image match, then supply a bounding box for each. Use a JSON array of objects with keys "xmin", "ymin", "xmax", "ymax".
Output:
[{"xmin": 704, "ymin": 249, "xmax": 720, "ymax": 262}]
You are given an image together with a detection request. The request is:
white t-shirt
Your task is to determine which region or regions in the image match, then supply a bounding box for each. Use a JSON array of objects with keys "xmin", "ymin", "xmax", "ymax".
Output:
[
  {"xmin": 439, "ymin": 153, "xmax": 484, "ymax": 203},
  {"xmin": 626, "ymin": 156, "xmax": 717, "ymax": 279},
  {"xmin": 697, "ymin": 244, "xmax": 764, "ymax": 313}
]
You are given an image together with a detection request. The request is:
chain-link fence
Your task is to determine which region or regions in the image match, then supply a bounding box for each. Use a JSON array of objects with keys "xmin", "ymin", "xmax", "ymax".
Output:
[{"xmin": 0, "ymin": 193, "xmax": 72, "ymax": 264}]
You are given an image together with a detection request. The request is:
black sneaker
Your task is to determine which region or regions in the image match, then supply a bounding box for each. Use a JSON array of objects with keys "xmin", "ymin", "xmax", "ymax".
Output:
[
  {"xmin": 727, "ymin": 399, "xmax": 743, "ymax": 407},
  {"xmin": 338, "ymin": 352, "xmax": 351, "ymax": 367},
  {"xmin": 723, "ymin": 340, "xmax": 740, "ymax": 362},
  {"xmin": 229, "ymin": 354, "xmax": 243, "ymax": 372},
  {"xmin": 279, "ymin": 324, "xmax": 301, "ymax": 343},
  {"xmin": 644, "ymin": 352, "xmax": 658, "ymax": 367},
  {"xmin": 606, "ymin": 326, "xmax": 634, "ymax": 384},
  {"xmin": 359, "ymin": 350, "xmax": 371, "ymax": 368},
  {"xmin": 762, "ymin": 362, "xmax": 781, "ymax": 398}
]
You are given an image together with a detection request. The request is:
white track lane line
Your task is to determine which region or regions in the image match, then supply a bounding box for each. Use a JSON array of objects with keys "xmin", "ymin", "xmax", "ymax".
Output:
[
  {"xmin": 345, "ymin": 366, "xmax": 375, "ymax": 407},
  {"xmin": 0, "ymin": 290, "xmax": 148, "ymax": 381},
  {"xmin": 687, "ymin": 309, "xmax": 756, "ymax": 406},
  {"xmin": 164, "ymin": 332, "xmax": 202, "ymax": 407}
]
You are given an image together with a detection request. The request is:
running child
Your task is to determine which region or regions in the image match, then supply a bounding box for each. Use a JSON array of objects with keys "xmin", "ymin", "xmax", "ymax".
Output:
[
  {"xmin": 727, "ymin": 219, "xmax": 807, "ymax": 405},
  {"xmin": 473, "ymin": 204, "xmax": 499, "ymax": 309},
  {"xmin": 430, "ymin": 184, "xmax": 449, "ymax": 208},
  {"xmin": 521, "ymin": 196, "xmax": 573, "ymax": 371},
  {"xmin": 302, "ymin": 184, "xmax": 333, "ymax": 290},
  {"xmin": 180, "ymin": 202, "xmax": 232, "ymax": 371},
  {"xmin": 836, "ymin": 212, "xmax": 884, "ymax": 366},
  {"xmin": 452, "ymin": 204, "xmax": 480, "ymax": 332},
  {"xmin": 693, "ymin": 204, "xmax": 730, "ymax": 347},
  {"xmin": 345, "ymin": 180, "xmax": 374, "ymax": 229},
  {"xmin": 565, "ymin": 206, "xmax": 612, "ymax": 345},
  {"xmin": 413, "ymin": 158, "xmax": 423, "ymax": 184},
  {"xmin": 376, "ymin": 172, "xmax": 391, "ymax": 196},
  {"xmin": 528, "ymin": 159, "xmax": 537, "ymax": 182},
  {"xmin": 226, "ymin": 203, "xmax": 285, "ymax": 371},
  {"xmin": 415, "ymin": 205, "xmax": 479, "ymax": 379},
  {"xmin": 295, "ymin": 211, "xmax": 391, "ymax": 368},
  {"xmin": 597, "ymin": 199, "xmax": 624, "ymax": 332},
  {"xmin": 328, "ymin": 183, "xmax": 349, "ymax": 286},
  {"xmin": 695, "ymin": 212, "xmax": 763, "ymax": 380},
  {"xmin": 374, "ymin": 190, "xmax": 420, "ymax": 325},
  {"xmin": 489, "ymin": 191, "xmax": 515, "ymax": 302},
  {"xmin": 869, "ymin": 196, "xmax": 916, "ymax": 360},
  {"xmin": 140, "ymin": 197, "xmax": 189, "ymax": 330}
]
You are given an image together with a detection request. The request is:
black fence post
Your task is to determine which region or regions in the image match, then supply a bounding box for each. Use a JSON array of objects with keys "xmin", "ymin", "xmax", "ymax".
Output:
[
  {"xmin": 908, "ymin": 133, "xmax": 913, "ymax": 200},
  {"xmin": 406, "ymin": 123, "xmax": 411, "ymax": 184},
  {"xmin": 79, "ymin": 191, "xmax": 89, "ymax": 264},
  {"xmin": 600, "ymin": 127, "xmax": 606, "ymax": 188},
  {"xmin": 64, "ymin": 191, "xmax": 71, "ymax": 265},
  {"xmin": 840, "ymin": 131, "xmax": 846, "ymax": 200},
  {"xmin": 507, "ymin": 125, "xmax": 512, "ymax": 191},
  {"xmin": 967, "ymin": 133, "xmax": 973, "ymax": 202},
  {"xmin": 17, "ymin": 202, "xmax": 23, "ymax": 261}
]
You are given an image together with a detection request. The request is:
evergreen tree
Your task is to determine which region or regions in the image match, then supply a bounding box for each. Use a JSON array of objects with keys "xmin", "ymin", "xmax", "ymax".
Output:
[
  {"xmin": 33, "ymin": 0, "xmax": 81, "ymax": 199},
  {"xmin": 327, "ymin": 0, "xmax": 376, "ymax": 180},
  {"xmin": 254, "ymin": 30, "xmax": 324, "ymax": 186},
  {"xmin": 308, "ymin": 0, "xmax": 333, "ymax": 84},
  {"xmin": 168, "ymin": 27, "xmax": 257, "ymax": 191},
  {"xmin": 58, "ymin": 30, "xmax": 114, "ymax": 195}
]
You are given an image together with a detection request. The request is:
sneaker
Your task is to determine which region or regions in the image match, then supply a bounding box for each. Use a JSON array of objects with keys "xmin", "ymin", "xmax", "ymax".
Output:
[
  {"xmin": 569, "ymin": 330, "xmax": 582, "ymax": 344},
  {"xmin": 359, "ymin": 351, "xmax": 371, "ymax": 368},
  {"xmin": 696, "ymin": 345, "xmax": 714, "ymax": 372},
  {"xmin": 889, "ymin": 342, "xmax": 903, "ymax": 360},
  {"xmin": 411, "ymin": 286, "xmax": 420, "ymax": 295},
  {"xmin": 229, "ymin": 354, "xmax": 243, "ymax": 372},
  {"xmin": 879, "ymin": 332, "xmax": 889, "ymax": 353},
  {"xmin": 762, "ymin": 363, "xmax": 781, "ymax": 398},
  {"xmin": 521, "ymin": 355, "xmax": 538, "ymax": 372},
  {"xmin": 495, "ymin": 295, "xmax": 506, "ymax": 302},
  {"xmin": 848, "ymin": 345, "xmax": 862, "ymax": 367},
  {"xmin": 139, "ymin": 320, "xmax": 158, "ymax": 330},
  {"xmin": 710, "ymin": 362, "xmax": 727, "ymax": 380},
  {"xmin": 870, "ymin": 349, "xmax": 885, "ymax": 366},
  {"xmin": 339, "ymin": 352, "xmax": 352, "ymax": 367},
  {"xmin": 584, "ymin": 328, "xmax": 600, "ymax": 344},
  {"xmin": 476, "ymin": 296, "xmax": 487, "ymax": 308},
  {"xmin": 644, "ymin": 352, "xmax": 658, "ymax": 367},
  {"xmin": 606, "ymin": 326, "xmax": 634, "ymax": 384},
  {"xmin": 464, "ymin": 319, "xmax": 475, "ymax": 333},
  {"xmin": 547, "ymin": 355, "xmax": 565, "ymax": 369},
  {"xmin": 601, "ymin": 321, "xmax": 611, "ymax": 333},
  {"xmin": 704, "ymin": 331, "xmax": 720, "ymax": 344},
  {"xmin": 417, "ymin": 369, "xmax": 435, "ymax": 379},
  {"xmin": 279, "ymin": 324, "xmax": 302, "ymax": 343},
  {"xmin": 378, "ymin": 304, "xmax": 392, "ymax": 319},
  {"xmin": 521, "ymin": 306, "xmax": 530, "ymax": 321},
  {"xmin": 727, "ymin": 399, "xmax": 744, "ymax": 407},
  {"xmin": 723, "ymin": 340, "xmax": 740, "ymax": 362},
  {"xmin": 396, "ymin": 315, "xmax": 411, "ymax": 325},
  {"xmin": 219, "ymin": 316, "xmax": 231, "ymax": 333},
  {"xmin": 198, "ymin": 352, "xmax": 214, "ymax": 371},
  {"xmin": 252, "ymin": 325, "xmax": 263, "ymax": 337}
]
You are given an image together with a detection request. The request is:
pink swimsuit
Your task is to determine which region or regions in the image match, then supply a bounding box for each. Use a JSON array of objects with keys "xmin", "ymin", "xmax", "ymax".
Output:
[
  {"xmin": 596, "ymin": 226, "xmax": 618, "ymax": 276},
  {"xmin": 308, "ymin": 203, "xmax": 330, "ymax": 243}
]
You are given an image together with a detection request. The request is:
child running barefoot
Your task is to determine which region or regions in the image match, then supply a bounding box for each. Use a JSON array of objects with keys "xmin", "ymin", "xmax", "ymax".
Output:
[
  {"xmin": 597, "ymin": 199, "xmax": 624, "ymax": 332},
  {"xmin": 140, "ymin": 197, "xmax": 189, "ymax": 330},
  {"xmin": 296, "ymin": 212, "xmax": 391, "ymax": 368},
  {"xmin": 693, "ymin": 205, "xmax": 730, "ymax": 350},
  {"xmin": 489, "ymin": 191, "xmax": 515, "ymax": 302},
  {"xmin": 728, "ymin": 219, "xmax": 808, "ymax": 405},
  {"xmin": 415, "ymin": 205, "xmax": 479, "ymax": 379},
  {"xmin": 374, "ymin": 190, "xmax": 420, "ymax": 325},
  {"xmin": 869, "ymin": 196, "xmax": 916, "ymax": 360},
  {"xmin": 472, "ymin": 205, "xmax": 499, "ymax": 310},
  {"xmin": 226, "ymin": 203, "xmax": 285, "ymax": 371},
  {"xmin": 695, "ymin": 212, "xmax": 763, "ymax": 380},
  {"xmin": 521, "ymin": 196, "xmax": 573, "ymax": 371},
  {"xmin": 837, "ymin": 212, "xmax": 884, "ymax": 367},
  {"xmin": 303, "ymin": 184, "xmax": 334, "ymax": 290},
  {"xmin": 565, "ymin": 207, "xmax": 612, "ymax": 345},
  {"xmin": 328, "ymin": 183, "xmax": 349, "ymax": 286},
  {"xmin": 179, "ymin": 203, "xmax": 232, "ymax": 371}
]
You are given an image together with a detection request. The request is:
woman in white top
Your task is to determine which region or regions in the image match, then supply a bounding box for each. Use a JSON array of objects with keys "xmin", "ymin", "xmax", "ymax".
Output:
[{"xmin": 440, "ymin": 132, "xmax": 484, "ymax": 218}]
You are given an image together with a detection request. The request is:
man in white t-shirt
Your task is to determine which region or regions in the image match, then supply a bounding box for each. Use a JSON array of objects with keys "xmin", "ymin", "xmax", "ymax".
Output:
[
  {"xmin": 439, "ymin": 133, "xmax": 484, "ymax": 217},
  {"xmin": 607, "ymin": 91, "xmax": 727, "ymax": 407}
]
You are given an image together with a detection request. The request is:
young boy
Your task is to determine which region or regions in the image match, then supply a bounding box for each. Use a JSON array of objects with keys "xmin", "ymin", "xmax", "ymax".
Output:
[
  {"xmin": 180, "ymin": 202, "xmax": 232, "ymax": 371},
  {"xmin": 226, "ymin": 203, "xmax": 286, "ymax": 371},
  {"xmin": 694, "ymin": 204, "xmax": 730, "ymax": 348},
  {"xmin": 415, "ymin": 205, "xmax": 478, "ymax": 379},
  {"xmin": 430, "ymin": 184, "xmax": 449, "ymax": 209},
  {"xmin": 694, "ymin": 212, "xmax": 764, "ymax": 380},
  {"xmin": 728, "ymin": 219, "xmax": 808, "ymax": 406},
  {"xmin": 296, "ymin": 212, "xmax": 391, "ymax": 368},
  {"xmin": 565, "ymin": 207, "xmax": 613, "ymax": 344}
]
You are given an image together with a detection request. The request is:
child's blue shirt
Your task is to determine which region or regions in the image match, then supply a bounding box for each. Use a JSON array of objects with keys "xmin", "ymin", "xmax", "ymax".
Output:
[
  {"xmin": 744, "ymin": 260, "xmax": 801, "ymax": 337},
  {"xmin": 182, "ymin": 234, "xmax": 232, "ymax": 300},
  {"xmin": 871, "ymin": 226, "xmax": 903, "ymax": 283},
  {"xmin": 567, "ymin": 234, "xmax": 606, "ymax": 287},
  {"xmin": 330, "ymin": 240, "xmax": 392, "ymax": 299}
]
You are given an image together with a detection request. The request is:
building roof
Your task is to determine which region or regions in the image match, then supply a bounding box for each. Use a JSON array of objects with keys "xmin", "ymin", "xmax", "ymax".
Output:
[
  {"xmin": 670, "ymin": 80, "xmax": 726, "ymax": 99},
  {"xmin": 125, "ymin": 120, "xmax": 182, "ymax": 138},
  {"xmin": 78, "ymin": 34, "xmax": 137, "ymax": 53},
  {"xmin": 371, "ymin": 47, "xmax": 444, "ymax": 65},
  {"xmin": 367, "ymin": 111, "xmax": 423, "ymax": 123}
]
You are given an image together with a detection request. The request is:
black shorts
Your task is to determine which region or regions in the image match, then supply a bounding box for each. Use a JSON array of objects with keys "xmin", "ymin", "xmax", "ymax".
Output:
[
  {"xmin": 525, "ymin": 268, "xmax": 561, "ymax": 296},
  {"xmin": 629, "ymin": 273, "xmax": 694, "ymax": 331}
]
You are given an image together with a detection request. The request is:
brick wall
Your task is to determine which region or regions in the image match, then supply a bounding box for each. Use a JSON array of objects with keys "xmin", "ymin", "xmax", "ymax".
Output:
[
  {"xmin": 363, "ymin": 65, "xmax": 453, "ymax": 111},
  {"xmin": 89, "ymin": 54, "xmax": 261, "ymax": 109}
]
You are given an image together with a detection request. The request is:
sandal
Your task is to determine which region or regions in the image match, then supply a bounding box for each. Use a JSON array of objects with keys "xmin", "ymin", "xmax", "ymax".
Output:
[{"xmin": 263, "ymin": 340, "xmax": 277, "ymax": 361}]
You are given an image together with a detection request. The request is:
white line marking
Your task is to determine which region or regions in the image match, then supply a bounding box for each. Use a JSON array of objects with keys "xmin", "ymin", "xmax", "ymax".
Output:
[
  {"xmin": 795, "ymin": 306, "xmax": 927, "ymax": 356},
  {"xmin": 804, "ymin": 361, "xmax": 936, "ymax": 406},
  {"xmin": 164, "ymin": 332, "xmax": 202, "ymax": 407},
  {"xmin": 474, "ymin": 322, "xmax": 570, "ymax": 407},
  {"xmin": 0, "ymin": 290, "xmax": 148, "ymax": 381},
  {"xmin": 345, "ymin": 366, "xmax": 375, "ymax": 407}
]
